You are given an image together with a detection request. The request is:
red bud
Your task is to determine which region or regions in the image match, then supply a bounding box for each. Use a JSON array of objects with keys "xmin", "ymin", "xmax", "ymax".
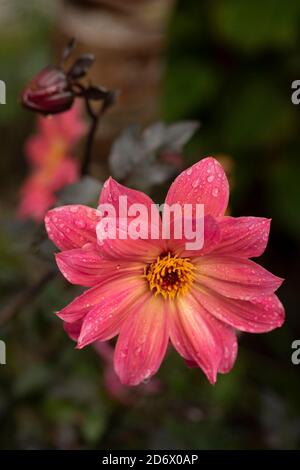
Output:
[{"xmin": 21, "ymin": 66, "xmax": 74, "ymax": 115}]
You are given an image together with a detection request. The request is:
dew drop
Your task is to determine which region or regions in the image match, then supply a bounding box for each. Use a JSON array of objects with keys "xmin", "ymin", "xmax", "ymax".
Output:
[
  {"xmin": 192, "ymin": 178, "xmax": 199, "ymax": 189},
  {"xmin": 74, "ymin": 219, "xmax": 86, "ymax": 229},
  {"xmin": 186, "ymin": 168, "xmax": 192, "ymax": 176},
  {"xmin": 207, "ymin": 175, "xmax": 214, "ymax": 183},
  {"xmin": 212, "ymin": 187, "xmax": 219, "ymax": 197}
]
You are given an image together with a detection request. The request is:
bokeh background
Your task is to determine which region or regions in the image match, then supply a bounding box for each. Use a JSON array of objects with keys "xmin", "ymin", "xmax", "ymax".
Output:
[{"xmin": 0, "ymin": 0, "xmax": 300, "ymax": 449}]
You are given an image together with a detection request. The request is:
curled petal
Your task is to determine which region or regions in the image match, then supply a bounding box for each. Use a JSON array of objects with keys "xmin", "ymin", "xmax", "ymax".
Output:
[
  {"xmin": 114, "ymin": 295, "xmax": 169, "ymax": 385},
  {"xmin": 194, "ymin": 287, "xmax": 285, "ymax": 332},
  {"xmin": 63, "ymin": 319, "xmax": 83, "ymax": 341},
  {"xmin": 165, "ymin": 157, "xmax": 229, "ymax": 218},
  {"xmin": 213, "ymin": 217, "xmax": 271, "ymax": 258},
  {"xmin": 195, "ymin": 256, "xmax": 283, "ymax": 300},
  {"xmin": 45, "ymin": 205, "xmax": 101, "ymax": 251}
]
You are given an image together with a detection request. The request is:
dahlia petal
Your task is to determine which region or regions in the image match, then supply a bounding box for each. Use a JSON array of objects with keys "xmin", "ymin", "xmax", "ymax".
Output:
[
  {"xmin": 167, "ymin": 215, "xmax": 220, "ymax": 257},
  {"xmin": 76, "ymin": 275, "xmax": 147, "ymax": 347},
  {"xmin": 63, "ymin": 319, "xmax": 83, "ymax": 341},
  {"xmin": 114, "ymin": 295, "xmax": 169, "ymax": 385},
  {"xmin": 213, "ymin": 217, "xmax": 271, "ymax": 258},
  {"xmin": 97, "ymin": 217, "xmax": 164, "ymax": 262},
  {"xmin": 194, "ymin": 287, "xmax": 285, "ymax": 332},
  {"xmin": 165, "ymin": 157, "xmax": 229, "ymax": 218},
  {"xmin": 25, "ymin": 135, "xmax": 48, "ymax": 166},
  {"xmin": 169, "ymin": 295, "xmax": 223, "ymax": 384},
  {"xmin": 99, "ymin": 177, "xmax": 160, "ymax": 221},
  {"xmin": 181, "ymin": 318, "xmax": 238, "ymax": 374},
  {"xmin": 45, "ymin": 204, "xmax": 101, "ymax": 250},
  {"xmin": 56, "ymin": 242, "xmax": 142, "ymax": 286},
  {"xmin": 195, "ymin": 256, "xmax": 283, "ymax": 299},
  {"xmin": 39, "ymin": 100, "xmax": 86, "ymax": 145},
  {"xmin": 19, "ymin": 178, "xmax": 55, "ymax": 222},
  {"xmin": 204, "ymin": 315, "xmax": 238, "ymax": 373},
  {"xmin": 49, "ymin": 157, "xmax": 78, "ymax": 192},
  {"xmin": 58, "ymin": 270, "xmax": 145, "ymax": 325}
]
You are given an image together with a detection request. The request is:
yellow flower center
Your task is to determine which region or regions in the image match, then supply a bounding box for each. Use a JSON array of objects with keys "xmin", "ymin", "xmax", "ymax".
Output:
[{"xmin": 145, "ymin": 253, "xmax": 195, "ymax": 300}]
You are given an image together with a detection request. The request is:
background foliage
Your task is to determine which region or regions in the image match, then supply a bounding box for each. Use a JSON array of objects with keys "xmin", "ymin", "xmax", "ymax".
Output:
[{"xmin": 0, "ymin": 0, "xmax": 300, "ymax": 449}]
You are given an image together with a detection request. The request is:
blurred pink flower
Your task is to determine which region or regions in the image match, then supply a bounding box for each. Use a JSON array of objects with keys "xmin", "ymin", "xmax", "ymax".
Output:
[
  {"xmin": 45, "ymin": 157, "xmax": 285, "ymax": 386},
  {"xmin": 18, "ymin": 101, "xmax": 86, "ymax": 221}
]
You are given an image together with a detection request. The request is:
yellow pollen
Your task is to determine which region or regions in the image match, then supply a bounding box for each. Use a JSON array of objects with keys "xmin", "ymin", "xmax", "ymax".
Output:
[{"xmin": 145, "ymin": 252, "xmax": 195, "ymax": 300}]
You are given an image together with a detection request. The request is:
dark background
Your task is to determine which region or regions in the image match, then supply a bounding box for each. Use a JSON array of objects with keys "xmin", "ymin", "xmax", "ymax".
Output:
[{"xmin": 0, "ymin": 0, "xmax": 299, "ymax": 449}]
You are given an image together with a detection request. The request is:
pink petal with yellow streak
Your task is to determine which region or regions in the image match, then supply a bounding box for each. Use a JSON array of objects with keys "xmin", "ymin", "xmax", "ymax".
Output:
[
  {"xmin": 114, "ymin": 295, "xmax": 169, "ymax": 385},
  {"xmin": 165, "ymin": 157, "xmax": 229, "ymax": 218},
  {"xmin": 169, "ymin": 294, "xmax": 223, "ymax": 384},
  {"xmin": 195, "ymin": 256, "xmax": 283, "ymax": 300},
  {"xmin": 77, "ymin": 280, "xmax": 147, "ymax": 348},
  {"xmin": 25, "ymin": 134, "xmax": 48, "ymax": 167},
  {"xmin": 181, "ymin": 312, "xmax": 238, "ymax": 374},
  {"xmin": 194, "ymin": 286, "xmax": 285, "ymax": 332},
  {"xmin": 213, "ymin": 216, "xmax": 271, "ymax": 258},
  {"xmin": 45, "ymin": 205, "xmax": 101, "ymax": 251},
  {"xmin": 58, "ymin": 270, "xmax": 146, "ymax": 325},
  {"xmin": 56, "ymin": 243, "xmax": 142, "ymax": 286},
  {"xmin": 49, "ymin": 157, "xmax": 78, "ymax": 192}
]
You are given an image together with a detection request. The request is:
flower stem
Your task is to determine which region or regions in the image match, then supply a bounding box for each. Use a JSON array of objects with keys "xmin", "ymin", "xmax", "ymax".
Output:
[{"xmin": 80, "ymin": 92, "xmax": 115, "ymax": 176}]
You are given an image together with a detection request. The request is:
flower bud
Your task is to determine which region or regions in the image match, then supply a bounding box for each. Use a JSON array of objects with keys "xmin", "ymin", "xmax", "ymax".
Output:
[{"xmin": 21, "ymin": 66, "xmax": 74, "ymax": 115}]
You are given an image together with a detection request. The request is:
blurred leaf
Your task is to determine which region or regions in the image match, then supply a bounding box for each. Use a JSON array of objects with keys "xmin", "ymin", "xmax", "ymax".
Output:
[
  {"xmin": 143, "ymin": 121, "xmax": 200, "ymax": 153},
  {"xmin": 81, "ymin": 410, "xmax": 106, "ymax": 443},
  {"xmin": 220, "ymin": 77, "xmax": 297, "ymax": 150},
  {"xmin": 14, "ymin": 364, "xmax": 52, "ymax": 397},
  {"xmin": 127, "ymin": 162, "xmax": 177, "ymax": 191},
  {"xmin": 109, "ymin": 125, "xmax": 145, "ymax": 180},
  {"xmin": 57, "ymin": 177, "xmax": 101, "ymax": 206},
  {"xmin": 268, "ymin": 157, "xmax": 300, "ymax": 240},
  {"xmin": 212, "ymin": 0, "xmax": 300, "ymax": 53},
  {"xmin": 67, "ymin": 54, "xmax": 94, "ymax": 80},
  {"xmin": 109, "ymin": 121, "xmax": 199, "ymax": 188},
  {"xmin": 163, "ymin": 59, "xmax": 220, "ymax": 119}
]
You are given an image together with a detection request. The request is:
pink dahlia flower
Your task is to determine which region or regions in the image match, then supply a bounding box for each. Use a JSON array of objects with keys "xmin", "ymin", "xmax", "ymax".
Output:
[
  {"xmin": 18, "ymin": 101, "xmax": 86, "ymax": 221},
  {"xmin": 45, "ymin": 157, "xmax": 284, "ymax": 385}
]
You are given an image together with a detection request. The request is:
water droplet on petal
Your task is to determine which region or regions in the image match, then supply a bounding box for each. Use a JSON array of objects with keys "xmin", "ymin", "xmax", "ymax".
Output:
[
  {"xmin": 212, "ymin": 187, "xmax": 219, "ymax": 197},
  {"xmin": 186, "ymin": 168, "xmax": 192, "ymax": 176},
  {"xmin": 207, "ymin": 175, "xmax": 215, "ymax": 183},
  {"xmin": 192, "ymin": 178, "xmax": 199, "ymax": 189},
  {"xmin": 74, "ymin": 219, "xmax": 86, "ymax": 229}
]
